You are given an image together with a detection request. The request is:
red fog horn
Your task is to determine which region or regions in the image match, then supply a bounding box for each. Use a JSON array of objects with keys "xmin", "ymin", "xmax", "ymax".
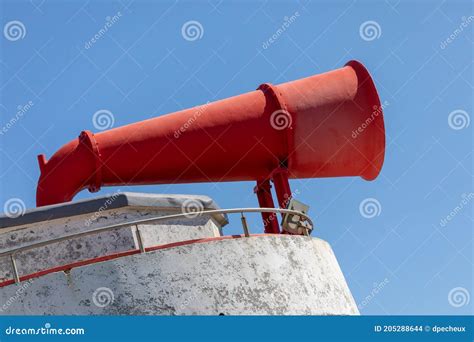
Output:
[{"xmin": 36, "ymin": 60, "xmax": 385, "ymax": 230}]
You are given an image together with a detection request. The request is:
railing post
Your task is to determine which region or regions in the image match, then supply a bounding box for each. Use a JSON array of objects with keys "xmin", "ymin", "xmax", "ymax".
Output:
[
  {"xmin": 135, "ymin": 225, "xmax": 146, "ymax": 253},
  {"xmin": 10, "ymin": 254, "xmax": 20, "ymax": 284},
  {"xmin": 240, "ymin": 213, "xmax": 250, "ymax": 237}
]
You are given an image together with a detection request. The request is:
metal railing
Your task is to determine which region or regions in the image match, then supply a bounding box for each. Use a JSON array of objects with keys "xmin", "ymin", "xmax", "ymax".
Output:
[{"xmin": 0, "ymin": 207, "xmax": 313, "ymax": 284}]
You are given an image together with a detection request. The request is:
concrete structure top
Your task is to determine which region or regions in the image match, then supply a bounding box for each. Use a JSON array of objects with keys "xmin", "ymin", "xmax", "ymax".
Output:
[{"xmin": 0, "ymin": 192, "xmax": 228, "ymax": 230}]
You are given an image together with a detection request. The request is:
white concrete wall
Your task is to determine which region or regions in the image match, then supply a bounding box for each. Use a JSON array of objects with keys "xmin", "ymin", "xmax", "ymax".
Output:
[{"xmin": 0, "ymin": 235, "xmax": 358, "ymax": 315}]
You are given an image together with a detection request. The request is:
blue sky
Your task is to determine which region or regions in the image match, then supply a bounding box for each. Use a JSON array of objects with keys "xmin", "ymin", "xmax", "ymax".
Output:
[{"xmin": 0, "ymin": 0, "xmax": 472, "ymax": 315}]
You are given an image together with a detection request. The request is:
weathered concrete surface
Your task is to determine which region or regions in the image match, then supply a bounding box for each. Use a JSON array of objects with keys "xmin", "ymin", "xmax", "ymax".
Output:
[
  {"xmin": 0, "ymin": 235, "xmax": 359, "ymax": 315},
  {"xmin": 0, "ymin": 193, "xmax": 226, "ymax": 282}
]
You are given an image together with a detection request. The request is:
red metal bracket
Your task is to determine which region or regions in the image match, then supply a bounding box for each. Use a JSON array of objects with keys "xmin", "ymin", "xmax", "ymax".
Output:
[
  {"xmin": 79, "ymin": 130, "xmax": 102, "ymax": 193},
  {"xmin": 257, "ymin": 82, "xmax": 294, "ymax": 161},
  {"xmin": 254, "ymin": 167, "xmax": 294, "ymax": 234},
  {"xmin": 257, "ymin": 83, "xmax": 290, "ymax": 119},
  {"xmin": 271, "ymin": 167, "xmax": 292, "ymax": 210},
  {"xmin": 254, "ymin": 179, "xmax": 280, "ymax": 234}
]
